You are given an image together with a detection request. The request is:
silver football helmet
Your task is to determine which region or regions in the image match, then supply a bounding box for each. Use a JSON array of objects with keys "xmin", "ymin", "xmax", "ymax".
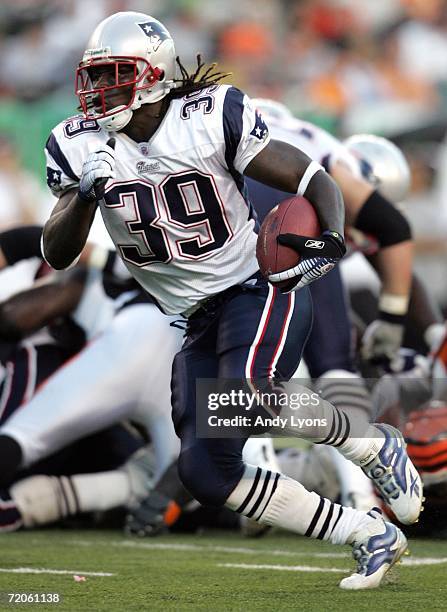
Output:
[
  {"xmin": 250, "ymin": 98, "xmax": 294, "ymax": 123},
  {"xmin": 76, "ymin": 12, "xmax": 176, "ymax": 131},
  {"xmin": 343, "ymin": 134, "xmax": 411, "ymax": 202}
]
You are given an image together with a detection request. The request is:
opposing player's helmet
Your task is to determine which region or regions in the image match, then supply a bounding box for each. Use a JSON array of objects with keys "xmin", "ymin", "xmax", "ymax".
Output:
[
  {"xmin": 404, "ymin": 404, "xmax": 447, "ymax": 487},
  {"xmin": 76, "ymin": 12, "xmax": 176, "ymax": 131},
  {"xmin": 250, "ymin": 98, "xmax": 294, "ymax": 123},
  {"xmin": 343, "ymin": 134, "xmax": 411, "ymax": 202}
]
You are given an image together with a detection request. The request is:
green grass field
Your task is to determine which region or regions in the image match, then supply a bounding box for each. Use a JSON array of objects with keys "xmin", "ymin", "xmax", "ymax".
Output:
[{"xmin": 1, "ymin": 530, "xmax": 447, "ymax": 611}]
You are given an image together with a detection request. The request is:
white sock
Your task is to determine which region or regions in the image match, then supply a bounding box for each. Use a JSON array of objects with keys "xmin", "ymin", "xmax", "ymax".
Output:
[
  {"xmin": 71, "ymin": 471, "xmax": 131, "ymax": 512},
  {"xmin": 226, "ymin": 465, "xmax": 372, "ymax": 545},
  {"xmin": 335, "ymin": 425, "xmax": 385, "ymax": 466},
  {"xmin": 319, "ymin": 446, "xmax": 375, "ymax": 509}
]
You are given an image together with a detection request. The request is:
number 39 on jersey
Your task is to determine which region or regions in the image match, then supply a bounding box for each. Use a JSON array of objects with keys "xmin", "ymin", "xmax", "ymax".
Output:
[{"xmin": 44, "ymin": 84, "xmax": 270, "ymax": 314}]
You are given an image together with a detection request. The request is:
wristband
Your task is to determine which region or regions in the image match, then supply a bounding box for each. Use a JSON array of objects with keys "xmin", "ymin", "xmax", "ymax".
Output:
[
  {"xmin": 297, "ymin": 161, "xmax": 324, "ymax": 196},
  {"xmin": 378, "ymin": 310, "xmax": 406, "ymax": 325},
  {"xmin": 378, "ymin": 293, "xmax": 409, "ymax": 316}
]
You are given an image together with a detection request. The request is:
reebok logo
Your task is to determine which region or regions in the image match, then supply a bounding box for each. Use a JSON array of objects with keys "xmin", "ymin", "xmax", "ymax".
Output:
[
  {"xmin": 304, "ymin": 240, "xmax": 324, "ymax": 249},
  {"xmin": 359, "ymin": 443, "xmax": 380, "ymax": 466}
]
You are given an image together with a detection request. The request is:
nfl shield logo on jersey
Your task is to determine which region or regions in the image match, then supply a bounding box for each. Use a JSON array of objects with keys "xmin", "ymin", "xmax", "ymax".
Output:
[
  {"xmin": 137, "ymin": 21, "xmax": 170, "ymax": 51},
  {"xmin": 250, "ymin": 110, "xmax": 268, "ymax": 141}
]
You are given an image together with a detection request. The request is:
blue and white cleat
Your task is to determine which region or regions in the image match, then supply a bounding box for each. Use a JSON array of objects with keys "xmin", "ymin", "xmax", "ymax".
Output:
[
  {"xmin": 340, "ymin": 508, "xmax": 408, "ymax": 590},
  {"xmin": 362, "ymin": 424, "xmax": 423, "ymax": 525}
]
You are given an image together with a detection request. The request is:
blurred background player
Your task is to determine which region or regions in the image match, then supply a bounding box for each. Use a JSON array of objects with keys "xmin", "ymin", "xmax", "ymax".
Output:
[
  {"xmin": 245, "ymin": 100, "xmax": 416, "ymax": 511},
  {"xmin": 0, "ymin": 226, "xmax": 183, "ymax": 525}
]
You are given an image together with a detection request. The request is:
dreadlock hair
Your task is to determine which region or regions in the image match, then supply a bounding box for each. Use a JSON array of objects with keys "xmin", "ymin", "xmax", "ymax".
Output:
[{"xmin": 169, "ymin": 54, "xmax": 232, "ymax": 99}]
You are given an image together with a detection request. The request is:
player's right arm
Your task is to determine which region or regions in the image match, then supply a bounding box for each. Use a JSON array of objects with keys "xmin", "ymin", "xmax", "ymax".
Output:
[
  {"xmin": 42, "ymin": 188, "xmax": 98, "ymax": 270},
  {"xmin": 41, "ymin": 121, "xmax": 115, "ymax": 270}
]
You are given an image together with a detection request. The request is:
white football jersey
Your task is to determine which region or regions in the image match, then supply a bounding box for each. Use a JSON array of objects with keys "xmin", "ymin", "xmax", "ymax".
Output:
[{"xmin": 45, "ymin": 85, "xmax": 271, "ymax": 314}]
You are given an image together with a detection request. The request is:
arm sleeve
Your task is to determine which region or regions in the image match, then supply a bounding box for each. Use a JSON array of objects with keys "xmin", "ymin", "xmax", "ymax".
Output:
[
  {"xmin": 0, "ymin": 225, "xmax": 43, "ymax": 264},
  {"xmin": 354, "ymin": 191, "xmax": 412, "ymax": 247},
  {"xmin": 222, "ymin": 87, "xmax": 271, "ymax": 174}
]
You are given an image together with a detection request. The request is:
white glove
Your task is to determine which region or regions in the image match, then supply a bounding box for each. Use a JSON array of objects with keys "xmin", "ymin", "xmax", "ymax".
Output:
[
  {"xmin": 361, "ymin": 318, "xmax": 404, "ymax": 365},
  {"xmin": 78, "ymin": 137, "xmax": 116, "ymax": 202}
]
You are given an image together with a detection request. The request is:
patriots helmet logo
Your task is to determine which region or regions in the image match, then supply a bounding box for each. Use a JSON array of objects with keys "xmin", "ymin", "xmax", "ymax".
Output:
[
  {"xmin": 137, "ymin": 21, "xmax": 170, "ymax": 52},
  {"xmin": 250, "ymin": 109, "xmax": 269, "ymax": 141}
]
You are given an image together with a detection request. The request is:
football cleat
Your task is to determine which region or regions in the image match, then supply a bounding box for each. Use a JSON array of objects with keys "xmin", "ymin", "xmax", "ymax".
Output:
[
  {"xmin": 124, "ymin": 487, "xmax": 183, "ymax": 537},
  {"xmin": 340, "ymin": 508, "xmax": 408, "ymax": 590},
  {"xmin": 362, "ymin": 424, "xmax": 423, "ymax": 525}
]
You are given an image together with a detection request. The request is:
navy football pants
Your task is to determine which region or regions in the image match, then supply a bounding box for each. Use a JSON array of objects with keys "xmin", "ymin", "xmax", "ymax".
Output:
[
  {"xmin": 172, "ymin": 278, "xmax": 313, "ymax": 506},
  {"xmin": 246, "ymin": 177, "xmax": 355, "ymax": 379},
  {"xmin": 305, "ymin": 266, "xmax": 355, "ymax": 378}
]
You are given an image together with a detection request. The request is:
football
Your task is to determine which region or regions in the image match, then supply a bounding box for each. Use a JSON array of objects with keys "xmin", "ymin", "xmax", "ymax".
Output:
[{"xmin": 256, "ymin": 195, "xmax": 321, "ymax": 291}]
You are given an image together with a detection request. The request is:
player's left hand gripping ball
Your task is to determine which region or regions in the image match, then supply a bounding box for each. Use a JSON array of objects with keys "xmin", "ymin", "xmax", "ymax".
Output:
[{"xmin": 268, "ymin": 230, "xmax": 346, "ymax": 293}]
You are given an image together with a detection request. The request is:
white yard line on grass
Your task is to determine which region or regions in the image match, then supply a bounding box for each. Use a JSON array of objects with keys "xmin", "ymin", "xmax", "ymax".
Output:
[
  {"xmin": 68, "ymin": 538, "xmax": 447, "ymax": 567},
  {"xmin": 70, "ymin": 538, "xmax": 346, "ymax": 559},
  {"xmin": 218, "ymin": 557, "xmax": 447, "ymax": 574},
  {"xmin": 0, "ymin": 568, "xmax": 114, "ymax": 576},
  {"xmin": 402, "ymin": 557, "xmax": 447, "ymax": 566},
  {"xmin": 219, "ymin": 563, "xmax": 345, "ymax": 573}
]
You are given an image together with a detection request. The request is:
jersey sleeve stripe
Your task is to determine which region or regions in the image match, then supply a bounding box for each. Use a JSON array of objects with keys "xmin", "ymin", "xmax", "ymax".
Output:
[
  {"xmin": 45, "ymin": 134, "xmax": 79, "ymax": 183},
  {"xmin": 222, "ymin": 86, "xmax": 244, "ymax": 172},
  {"xmin": 222, "ymin": 87, "xmax": 258, "ymax": 224}
]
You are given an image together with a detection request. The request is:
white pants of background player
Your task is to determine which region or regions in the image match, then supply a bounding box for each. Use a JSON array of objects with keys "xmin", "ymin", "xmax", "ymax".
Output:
[{"xmin": 0, "ymin": 302, "xmax": 183, "ymax": 480}]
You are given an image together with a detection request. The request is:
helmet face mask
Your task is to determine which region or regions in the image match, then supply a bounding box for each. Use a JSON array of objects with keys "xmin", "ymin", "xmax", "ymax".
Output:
[
  {"xmin": 76, "ymin": 57, "xmax": 162, "ymax": 122},
  {"xmin": 75, "ymin": 12, "xmax": 176, "ymax": 131}
]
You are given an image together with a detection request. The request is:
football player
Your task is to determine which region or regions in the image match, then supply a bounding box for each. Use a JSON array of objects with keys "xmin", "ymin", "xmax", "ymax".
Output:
[
  {"xmin": 41, "ymin": 12, "xmax": 422, "ymax": 589},
  {"xmin": 0, "ymin": 225, "xmax": 89, "ymax": 425},
  {"xmin": 247, "ymin": 101, "xmax": 414, "ymax": 364},
  {"xmin": 0, "ymin": 425, "xmax": 153, "ymax": 532},
  {"xmin": 367, "ymin": 349, "xmax": 447, "ymax": 534},
  {"xmin": 0, "ymin": 226, "xmax": 183, "ymax": 492},
  {"xmin": 0, "ymin": 228, "xmax": 185, "ymax": 530},
  {"xmin": 244, "ymin": 101, "xmax": 425, "ymax": 510}
]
